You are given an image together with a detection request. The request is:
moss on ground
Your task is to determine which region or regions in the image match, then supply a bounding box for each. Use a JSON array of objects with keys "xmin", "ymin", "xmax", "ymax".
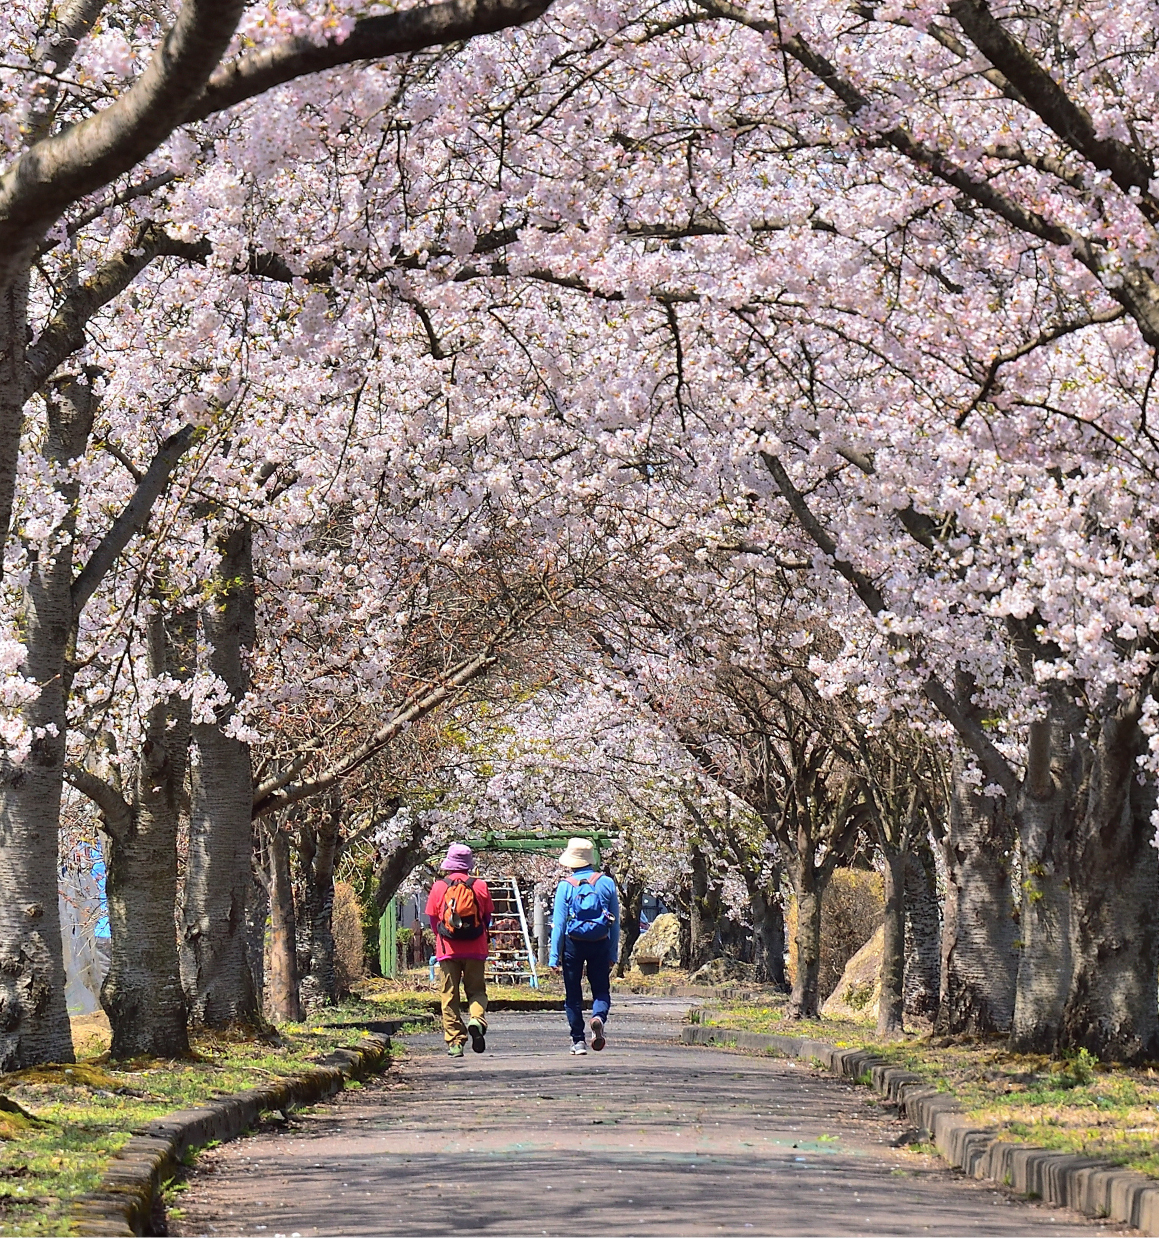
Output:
[
  {"xmin": 697, "ymin": 997, "xmax": 1159, "ymax": 1178},
  {"xmin": 0, "ymin": 1011, "xmax": 386, "ymax": 1236}
]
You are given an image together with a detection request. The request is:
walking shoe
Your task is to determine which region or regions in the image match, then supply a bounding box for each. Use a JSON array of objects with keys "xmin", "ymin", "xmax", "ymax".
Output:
[
  {"xmin": 448, "ymin": 1043, "xmax": 465, "ymax": 1058},
  {"xmin": 570, "ymin": 1041, "xmax": 588, "ymax": 1055},
  {"xmin": 468, "ymin": 1018, "xmax": 486, "ymax": 1054},
  {"xmin": 590, "ymin": 1016, "xmax": 606, "ymax": 1051}
]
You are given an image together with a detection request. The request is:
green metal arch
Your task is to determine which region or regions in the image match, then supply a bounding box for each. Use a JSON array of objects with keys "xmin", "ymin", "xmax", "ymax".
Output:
[{"xmin": 458, "ymin": 829, "xmax": 614, "ymax": 863}]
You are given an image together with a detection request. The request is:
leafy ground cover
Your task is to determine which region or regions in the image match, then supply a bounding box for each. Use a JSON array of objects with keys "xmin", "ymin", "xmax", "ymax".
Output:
[
  {"xmin": 694, "ymin": 998, "xmax": 1159, "ymax": 1178},
  {"xmin": 0, "ymin": 1011, "xmax": 386, "ymax": 1237}
]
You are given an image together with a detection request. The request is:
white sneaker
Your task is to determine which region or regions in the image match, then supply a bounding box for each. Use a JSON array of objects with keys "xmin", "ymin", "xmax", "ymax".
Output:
[{"xmin": 570, "ymin": 1041, "xmax": 588, "ymax": 1055}]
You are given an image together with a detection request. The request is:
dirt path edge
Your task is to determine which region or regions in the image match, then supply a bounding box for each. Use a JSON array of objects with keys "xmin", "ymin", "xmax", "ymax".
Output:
[
  {"xmin": 680, "ymin": 1023, "xmax": 1157, "ymax": 1234},
  {"xmin": 70, "ymin": 1034, "xmax": 391, "ymax": 1238}
]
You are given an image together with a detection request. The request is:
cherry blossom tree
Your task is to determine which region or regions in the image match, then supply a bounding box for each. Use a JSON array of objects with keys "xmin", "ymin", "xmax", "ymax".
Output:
[{"xmin": 0, "ymin": 0, "xmax": 1153, "ymax": 1067}]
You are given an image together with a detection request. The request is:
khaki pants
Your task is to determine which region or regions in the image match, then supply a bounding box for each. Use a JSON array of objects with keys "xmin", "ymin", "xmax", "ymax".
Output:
[{"xmin": 438, "ymin": 958, "xmax": 488, "ymax": 1046}]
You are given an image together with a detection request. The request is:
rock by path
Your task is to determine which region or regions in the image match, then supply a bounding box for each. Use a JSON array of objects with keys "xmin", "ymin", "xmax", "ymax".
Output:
[{"xmin": 173, "ymin": 999, "xmax": 1127, "ymax": 1237}]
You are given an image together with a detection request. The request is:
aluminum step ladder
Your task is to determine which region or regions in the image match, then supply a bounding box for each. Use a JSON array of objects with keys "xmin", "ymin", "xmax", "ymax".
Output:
[{"xmin": 484, "ymin": 876, "xmax": 539, "ymax": 987}]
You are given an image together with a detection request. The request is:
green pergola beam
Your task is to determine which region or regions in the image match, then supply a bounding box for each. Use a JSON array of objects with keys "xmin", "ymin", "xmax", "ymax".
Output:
[{"xmin": 458, "ymin": 830, "xmax": 614, "ymax": 861}]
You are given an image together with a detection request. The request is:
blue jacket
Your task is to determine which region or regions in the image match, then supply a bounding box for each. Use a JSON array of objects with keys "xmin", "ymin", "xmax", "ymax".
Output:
[{"xmin": 549, "ymin": 868, "xmax": 620, "ymax": 965}]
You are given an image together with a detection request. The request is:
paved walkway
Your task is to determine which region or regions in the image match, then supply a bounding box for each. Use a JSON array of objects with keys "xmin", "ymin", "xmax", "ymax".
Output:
[{"xmin": 173, "ymin": 999, "xmax": 1126, "ymax": 1236}]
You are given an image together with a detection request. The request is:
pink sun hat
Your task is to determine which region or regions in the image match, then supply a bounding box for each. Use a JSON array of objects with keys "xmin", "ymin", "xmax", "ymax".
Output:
[{"xmin": 440, "ymin": 843, "xmax": 474, "ymax": 873}]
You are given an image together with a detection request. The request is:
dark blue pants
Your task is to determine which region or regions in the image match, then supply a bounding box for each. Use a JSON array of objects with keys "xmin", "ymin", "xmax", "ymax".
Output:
[{"xmin": 562, "ymin": 937, "xmax": 612, "ymax": 1043}]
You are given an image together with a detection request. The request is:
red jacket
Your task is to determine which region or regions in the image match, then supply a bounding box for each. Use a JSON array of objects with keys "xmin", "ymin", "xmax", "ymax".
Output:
[{"xmin": 425, "ymin": 877, "xmax": 494, "ymax": 960}]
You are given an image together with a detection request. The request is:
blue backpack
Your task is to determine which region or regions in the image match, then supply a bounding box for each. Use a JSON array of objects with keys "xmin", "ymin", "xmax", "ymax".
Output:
[{"xmin": 564, "ymin": 873, "xmax": 612, "ymax": 940}]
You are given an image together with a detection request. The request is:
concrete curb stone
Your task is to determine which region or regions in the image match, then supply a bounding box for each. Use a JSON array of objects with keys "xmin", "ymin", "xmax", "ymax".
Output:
[
  {"xmin": 679, "ymin": 1022, "xmax": 1157, "ymax": 1233},
  {"xmin": 71, "ymin": 1034, "xmax": 391, "ymax": 1238}
]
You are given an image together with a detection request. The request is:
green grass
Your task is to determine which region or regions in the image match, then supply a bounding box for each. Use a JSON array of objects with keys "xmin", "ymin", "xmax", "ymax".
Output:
[
  {"xmin": 696, "ymin": 999, "xmax": 1159, "ymax": 1178},
  {"xmin": 0, "ymin": 1013, "xmax": 386, "ymax": 1236}
]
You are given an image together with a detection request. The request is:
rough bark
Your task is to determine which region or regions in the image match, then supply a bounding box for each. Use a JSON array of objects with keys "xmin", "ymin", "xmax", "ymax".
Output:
[
  {"xmin": 93, "ymin": 608, "xmax": 193, "ymax": 1059},
  {"xmin": 750, "ymin": 884, "xmax": 787, "ymax": 989},
  {"xmin": 246, "ymin": 837, "xmax": 268, "ymax": 1014},
  {"xmin": 784, "ymin": 782, "xmax": 860, "ymax": 1019},
  {"xmin": 616, "ymin": 878, "xmax": 644, "ymax": 977},
  {"xmin": 0, "ymin": 276, "xmax": 30, "ymax": 552},
  {"xmin": 902, "ymin": 844, "xmax": 941, "ymax": 1020},
  {"xmin": 297, "ymin": 801, "xmax": 341, "ymax": 1011},
  {"xmin": 371, "ymin": 811, "xmax": 425, "ymax": 915},
  {"xmin": 1010, "ymin": 791, "xmax": 1073, "ymax": 1051},
  {"xmin": 790, "ymin": 873, "xmax": 824, "ymax": 1019},
  {"xmin": 180, "ymin": 522, "xmax": 260, "ymax": 1026},
  {"xmin": 687, "ymin": 844, "xmax": 721, "ymax": 970},
  {"xmin": 0, "ymin": 371, "xmax": 196, "ymax": 1066},
  {"xmin": 765, "ymin": 459, "xmax": 1158, "ymax": 1058},
  {"xmin": 266, "ymin": 824, "xmax": 301, "ymax": 1023},
  {"xmin": 0, "ymin": 377, "xmax": 96, "ymax": 1069},
  {"xmin": 937, "ymin": 751, "xmax": 1018, "ymax": 1035},
  {"xmin": 1060, "ymin": 692, "xmax": 1159, "ymax": 1062},
  {"xmin": 877, "ymin": 847, "xmax": 906, "ymax": 1035}
]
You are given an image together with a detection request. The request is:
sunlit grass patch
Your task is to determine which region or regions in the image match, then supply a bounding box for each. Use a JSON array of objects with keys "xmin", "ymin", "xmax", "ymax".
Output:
[
  {"xmin": 695, "ymin": 1001, "xmax": 1158, "ymax": 1177},
  {"xmin": 0, "ymin": 1008, "xmax": 387, "ymax": 1236}
]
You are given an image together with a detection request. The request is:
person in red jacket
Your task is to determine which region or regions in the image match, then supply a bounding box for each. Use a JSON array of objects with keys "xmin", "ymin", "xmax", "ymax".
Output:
[{"xmin": 425, "ymin": 844, "xmax": 494, "ymax": 1057}]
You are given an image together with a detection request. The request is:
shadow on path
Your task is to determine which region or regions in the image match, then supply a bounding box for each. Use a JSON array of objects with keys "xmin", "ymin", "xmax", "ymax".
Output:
[{"xmin": 173, "ymin": 999, "xmax": 1128, "ymax": 1237}]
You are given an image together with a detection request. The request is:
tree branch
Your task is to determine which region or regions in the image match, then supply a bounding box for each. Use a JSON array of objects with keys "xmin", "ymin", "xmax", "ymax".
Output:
[
  {"xmin": 27, "ymin": 0, "xmax": 110, "ymax": 143},
  {"xmin": 188, "ymin": 0, "xmax": 553, "ymax": 120},
  {"xmin": 760, "ymin": 452, "xmax": 889, "ymax": 614},
  {"xmin": 948, "ymin": 0, "xmax": 1156, "ymax": 222},
  {"xmin": 27, "ymin": 224, "xmax": 210, "ymax": 389},
  {"xmin": 252, "ymin": 646, "xmax": 500, "ymax": 818},
  {"xmin": 71, "ymin": 423, "xmax": 198, "ymax": 620},
  {"xmin": 762, "ymin": 451, "xmax": 1020, "ymax": 797},
  {"xmin": 249, "ymin": 743, "xmax": 322, "ymax": 807},
  {"xmin": 693, "ymin": 0, "xmax": 1158, "ymax": 347},
  {"xmin": 0, "ymin": 0, "xmax": 556, "ymax": 281},
  {"xmin": 65, "ymin": 762, "xmax": 131, "ymax": 839},
  {"xmin": 955, "ymin": 306, "xmax": 1127, "ymax": 428},
  {"xmin": 0, "ymin": 0, "xmax": 247, "ymax": 266},
  {"xmin": 336, "ymin": 800, "xmax": 402, "ymax": 859}
]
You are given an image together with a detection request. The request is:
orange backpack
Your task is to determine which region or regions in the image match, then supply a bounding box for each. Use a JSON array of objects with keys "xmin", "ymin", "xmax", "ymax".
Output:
[{"xmin": 439, "ymin": 876, "xmax": 485, "ymax": 940}]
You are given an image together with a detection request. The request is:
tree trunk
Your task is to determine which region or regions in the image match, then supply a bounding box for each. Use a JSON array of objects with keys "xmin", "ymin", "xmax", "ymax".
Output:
[
  {"xmin": 247, "ymin": 839, "xmax": 268, "ymax": 1014},
  {"xmin": 266, "ymin": 825, "xmax": 301, "ymax": 1023},
  {"xmin": 716, "ymin": 909, "xmax": 747, "ymax": 961},
  {"xmin": 1060, "ymin": 696, "xmax": 1159, "ymax": 1062},
  {"xmin": 298, "ymin": 803, "xmax": 340, "ymax": 1011},
  {"xmin": 688, "ymin": 844, "xmax": 719, "ymax": 970},
  {"xmin": 180, "ymin": 523, "xmax": 259, "ymax": 1026},
  {"xmin": 936, "ymin": 752, "xmax": 1018, "ymax": 1034},
  {"xmin": 789, "ymin": 866, "xmax": 824, "ymax": 1019},
  {"xmin": 372, "ymin": 833, "xmax": 426, "ymax": 915},
  {"xmin": 1009, "ymin": 793, "xmax": 1072, "ymax": 1052},
  {"xmin": 0, "ymin": 752, "xmax": 74, "ymax": 1069},
  {"xmin": 0, "ymin": 374, "xmax": 94, "ymax": 1069},
  {"xmin": 616, "ymin": 878, "xmax": 644, "ymax": 977},
  {"xmin": 877, "ymin": 847, "xmax": 906, "ymax": 1035},
  {"xmin": 750, "ymin": 884, "xmax": 787, "ymax": 989},
  {"xmin": 902, "ymin": 845, "xmax": 941, "ymax": 1020},
  {"xmin": 100, "ymin": 609, "xmax": 193, "ymax": 1060}
]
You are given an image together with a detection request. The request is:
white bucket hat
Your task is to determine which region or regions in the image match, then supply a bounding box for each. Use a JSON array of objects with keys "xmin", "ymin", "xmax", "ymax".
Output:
[{"xmin": 558, "ymin": 837, "xmax": 596, "ymax": 869}]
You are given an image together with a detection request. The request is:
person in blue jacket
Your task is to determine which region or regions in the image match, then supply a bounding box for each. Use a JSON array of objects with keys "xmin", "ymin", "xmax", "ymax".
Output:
[{"xmin": 549, "ymin": 837, "xmax": 620, "ymax": 1055}]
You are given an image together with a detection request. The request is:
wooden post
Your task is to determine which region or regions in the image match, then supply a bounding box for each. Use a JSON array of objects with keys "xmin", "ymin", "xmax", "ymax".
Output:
[{"xmin": 379, "ymin": 898, "xmax": 398, "ymax": 979}]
